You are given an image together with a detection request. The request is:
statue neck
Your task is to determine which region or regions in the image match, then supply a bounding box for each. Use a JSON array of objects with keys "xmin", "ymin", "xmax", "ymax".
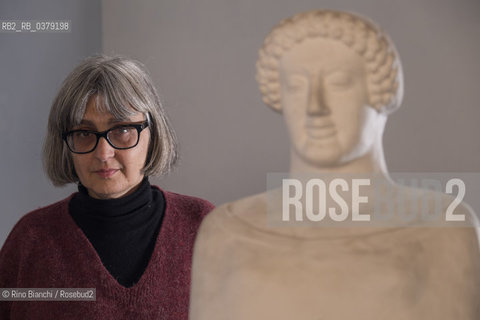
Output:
[{"xmin": 289, "ymin": 136, "xmax": 390, "ymax": 180}]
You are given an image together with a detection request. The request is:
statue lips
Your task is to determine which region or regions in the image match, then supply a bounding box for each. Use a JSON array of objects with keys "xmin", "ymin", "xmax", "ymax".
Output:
[{"xmin": 305, "ymin": 118, "xmax": 336, "ymax": 140}]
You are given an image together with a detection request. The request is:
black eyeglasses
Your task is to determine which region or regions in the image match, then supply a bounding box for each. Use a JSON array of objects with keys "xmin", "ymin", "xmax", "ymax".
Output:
[{"xmin": 62, "ymin": 121, "xmax": 149, "ymax": 154}]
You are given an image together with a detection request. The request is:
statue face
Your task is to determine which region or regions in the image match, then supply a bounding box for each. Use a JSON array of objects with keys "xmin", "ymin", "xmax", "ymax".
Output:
[{"xmin": 279, "ymin": 37, "xmax": 384, "ymax": 167}]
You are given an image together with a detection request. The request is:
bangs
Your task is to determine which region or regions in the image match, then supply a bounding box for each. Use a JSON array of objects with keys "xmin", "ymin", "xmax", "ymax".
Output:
[{"xmin": 66, "ymin": 63, "xmax": 150, "ymax": 130}]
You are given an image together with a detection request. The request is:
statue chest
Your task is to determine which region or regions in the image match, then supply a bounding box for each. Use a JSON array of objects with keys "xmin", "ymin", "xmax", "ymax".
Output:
[{"xmin": 207, "ymin": 234, "xmax": 462, "ymax": 319}]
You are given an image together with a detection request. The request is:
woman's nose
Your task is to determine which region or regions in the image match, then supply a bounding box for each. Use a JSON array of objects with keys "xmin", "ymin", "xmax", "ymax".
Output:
[{"xmin": 93, "ymin": 137, "xmax": 115, "ymax": 161}]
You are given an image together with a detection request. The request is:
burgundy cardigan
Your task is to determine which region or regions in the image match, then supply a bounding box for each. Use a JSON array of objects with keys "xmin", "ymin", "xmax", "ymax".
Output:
[{"xmin": 0, "ymin": 188, "xmax": 214, "ymax": 319}]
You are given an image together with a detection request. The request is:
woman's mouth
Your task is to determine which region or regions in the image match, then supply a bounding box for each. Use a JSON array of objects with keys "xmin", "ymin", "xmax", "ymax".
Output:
[{"xmin": 95, "ymin": 169, "xmax": 119, "ymax": 178}]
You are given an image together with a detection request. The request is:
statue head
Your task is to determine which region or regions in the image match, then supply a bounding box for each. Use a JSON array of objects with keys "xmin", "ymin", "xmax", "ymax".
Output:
[
  {"xmin": 256, "ymin": 10, "xmax": 404, "ymax": 168},
  {"xmin": 256, "ymin": 10, "xmax": 403, "ymax": 114}
]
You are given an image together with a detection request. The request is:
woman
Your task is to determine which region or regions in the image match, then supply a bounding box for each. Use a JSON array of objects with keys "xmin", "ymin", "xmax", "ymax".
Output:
[{"xmin": 0, "ymin": 55, "xmax": 214, "ymax": 319}]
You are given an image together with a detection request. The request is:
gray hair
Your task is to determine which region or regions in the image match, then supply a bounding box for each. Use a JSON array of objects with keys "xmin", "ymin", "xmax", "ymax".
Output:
[
  {"xmin": 43, "ymin": 55, "xmax": 178, "ymax": 186},
  {"xmin": 256, "ymin": 10, "xmax": 404, "ymax": 114}
]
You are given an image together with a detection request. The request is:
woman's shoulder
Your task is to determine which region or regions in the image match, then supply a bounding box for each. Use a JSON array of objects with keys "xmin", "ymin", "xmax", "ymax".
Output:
[
  {"xmin": 0, "ymin": 195, "xmax": 76, "ymax": 277},
  {"xmin": 3, "ymin": 195, "xmax": 74, "ymax": 244}
]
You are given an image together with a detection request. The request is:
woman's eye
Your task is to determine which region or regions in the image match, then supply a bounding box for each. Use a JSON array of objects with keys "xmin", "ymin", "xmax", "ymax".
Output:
[
  {"xmin": 74, "ymin": 131, "xmax": 92, "ymax": 138},
  {"xmin": 111, "ymin": 127, "xmax": 134, "ymax": 138},
  {"xmin": 115, "ymin": 127, "xmax": 131, "ymax": 134}
]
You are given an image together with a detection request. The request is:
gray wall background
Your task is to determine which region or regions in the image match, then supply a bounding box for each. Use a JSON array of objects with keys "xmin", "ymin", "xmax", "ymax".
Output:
[
  {"xmin": 0, "ymin": 0, "xmax": 101, "ymax": 245},
  {"xmin": 1, "ymin": 0, "xmax": 479, "ymax": 245}
]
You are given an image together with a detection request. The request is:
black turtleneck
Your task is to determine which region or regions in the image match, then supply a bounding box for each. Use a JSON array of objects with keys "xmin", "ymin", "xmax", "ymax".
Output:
[{"xmin": 68, "ymin": 177, "xmax": 165, "ymax": 288}]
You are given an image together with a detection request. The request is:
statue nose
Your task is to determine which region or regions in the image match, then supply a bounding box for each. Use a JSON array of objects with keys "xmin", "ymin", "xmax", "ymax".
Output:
[{"xmin": 307, "ymin": 79, "xmax": 330, "ymax": 116}]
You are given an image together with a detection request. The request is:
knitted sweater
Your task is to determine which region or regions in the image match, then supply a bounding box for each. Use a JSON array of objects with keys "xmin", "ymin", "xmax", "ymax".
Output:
[{"xmin": 0, "ymin": 187, "xmax": 214, "ymax": 319}]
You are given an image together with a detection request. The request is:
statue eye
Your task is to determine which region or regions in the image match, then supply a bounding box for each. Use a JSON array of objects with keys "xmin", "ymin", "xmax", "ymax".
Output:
[
  {"xmin": 325, "ymin": 72, "xmax": 353, "ymax": 88},
  {"xmin": 285, "ymin": 75, "xmax": 307, "ymax": 91}
]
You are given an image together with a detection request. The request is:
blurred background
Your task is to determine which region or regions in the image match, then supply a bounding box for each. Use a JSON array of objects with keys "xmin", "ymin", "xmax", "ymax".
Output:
[{"xmin": 1, "ymin": 0, "xmax": 479, "ymax": 245}]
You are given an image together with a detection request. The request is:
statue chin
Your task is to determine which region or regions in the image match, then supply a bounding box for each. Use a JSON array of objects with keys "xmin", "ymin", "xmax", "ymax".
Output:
[
  {"xmin": 293, "ymin": 141, "xmax": 344, "ymax": 168},
  {"xmin": 292, "ymin": 136, "xmax": 372, "ymax": 169}
]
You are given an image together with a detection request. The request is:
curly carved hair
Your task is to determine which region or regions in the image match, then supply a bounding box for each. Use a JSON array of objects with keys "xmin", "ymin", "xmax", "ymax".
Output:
[{"xmin": 256, "ymin": 10, "xmax": 404, "ymax": 114}]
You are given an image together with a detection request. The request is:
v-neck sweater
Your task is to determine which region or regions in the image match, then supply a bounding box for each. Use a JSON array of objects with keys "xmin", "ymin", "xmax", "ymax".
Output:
[
  {"xmin": 69, "ymin": 178, "xmax": 165, "ymax": 288},
  {"xmin": 0, "ymin": 187, "xmax": 214, "ymax": 319}
]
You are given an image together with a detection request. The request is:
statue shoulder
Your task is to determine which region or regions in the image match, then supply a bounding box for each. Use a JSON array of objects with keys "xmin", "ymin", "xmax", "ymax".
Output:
[
  {"xmin": 416, "ymin": 225, "xmax": 480, "ymax": 309},
  {"xmin": 198, "ymin": 192, "xmax": 268, "ymax": 235}
]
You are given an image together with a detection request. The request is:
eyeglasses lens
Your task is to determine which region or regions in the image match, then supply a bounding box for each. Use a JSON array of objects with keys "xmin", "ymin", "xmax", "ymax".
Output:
[
  {"xmin": 108, "ymin": 127, "xmax": 138, "ymax": 148},
  {"xmin": 66, "ymin": 127, "xmax": 139, "ymax": 153}
]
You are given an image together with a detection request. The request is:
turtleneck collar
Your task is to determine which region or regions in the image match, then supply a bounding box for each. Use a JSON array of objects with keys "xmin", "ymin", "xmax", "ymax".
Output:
[
  {"xmin": 76, "ymin": 177, "xmax": 152, "ymax": 218},
  {"xmin": 69, "ymin": 177, "xmax": 162, "ymax": 234}
]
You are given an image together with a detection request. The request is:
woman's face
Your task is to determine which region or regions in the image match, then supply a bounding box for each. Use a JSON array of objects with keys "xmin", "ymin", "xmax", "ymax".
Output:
[{"xmin": 71, "ymin": 96, "xmax": 150, "ymax": 199}]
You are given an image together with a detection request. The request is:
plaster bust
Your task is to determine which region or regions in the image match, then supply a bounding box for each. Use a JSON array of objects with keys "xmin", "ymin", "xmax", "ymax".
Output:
[
  {"xmin": 256, "ymin": 10, "xmax": 401, "ymax": 174},
  {"xmin": 190, "ymin": 10, "xmax": 480, "ymax": 319}
]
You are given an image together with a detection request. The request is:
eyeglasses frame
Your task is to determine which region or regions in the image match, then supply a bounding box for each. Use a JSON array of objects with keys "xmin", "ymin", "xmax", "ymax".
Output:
[{"xmin": 62, "ymin": 121, "xmax": 150, "ymax": 154}]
